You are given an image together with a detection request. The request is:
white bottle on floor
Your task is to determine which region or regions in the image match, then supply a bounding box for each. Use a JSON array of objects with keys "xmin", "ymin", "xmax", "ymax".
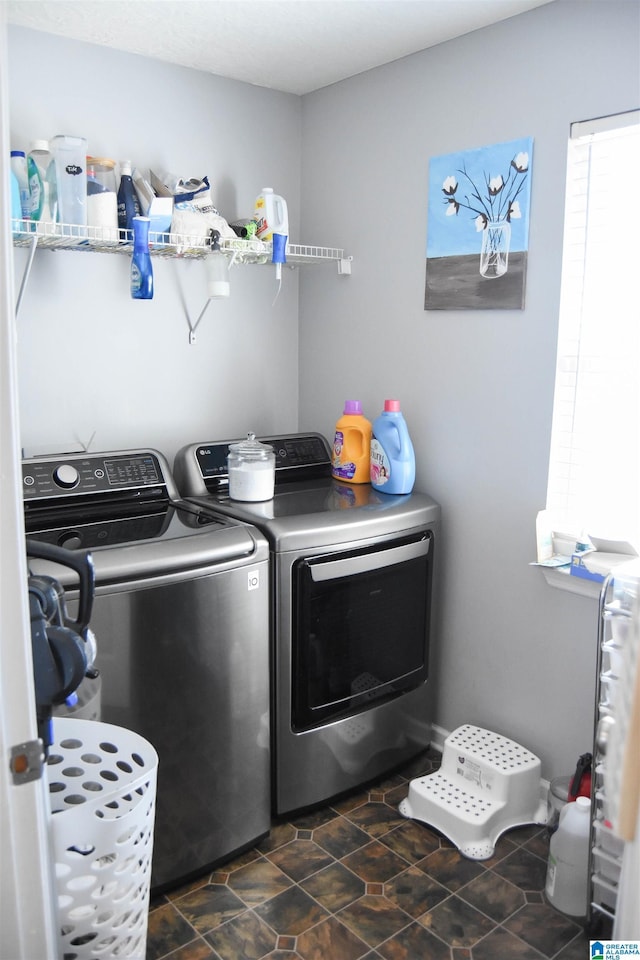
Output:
[{"xmin": 545, "ymin": 795, "xmax": 591, "ymax": 916}]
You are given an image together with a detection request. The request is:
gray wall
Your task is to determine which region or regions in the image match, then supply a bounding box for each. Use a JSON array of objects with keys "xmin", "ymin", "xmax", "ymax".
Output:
[
  {"xmin": 298, "ymin": 0, "xmax": 640, "ymax": 776},
  {"xmin": 8, "ymin": 1, "xmax": 639, "ymax": 779},
  {"xmin": 9, "ymin": 27, "xmax": 302, "ymax": 461}
]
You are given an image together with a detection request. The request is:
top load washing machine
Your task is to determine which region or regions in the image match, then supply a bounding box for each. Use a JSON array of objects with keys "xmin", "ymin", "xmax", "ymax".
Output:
[
  {"xmin": 174, "ymin": 433, "xmax": 440, "ymax": 815},
  {"xmin": 23, "ymin": 447, "xmax": 271, "ymax": 892}
]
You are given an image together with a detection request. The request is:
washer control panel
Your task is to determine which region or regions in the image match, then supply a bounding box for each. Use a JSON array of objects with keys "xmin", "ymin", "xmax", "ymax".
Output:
[{"xmin": 22, "ymin": 452, "xmax": 165, "ymax": 502}]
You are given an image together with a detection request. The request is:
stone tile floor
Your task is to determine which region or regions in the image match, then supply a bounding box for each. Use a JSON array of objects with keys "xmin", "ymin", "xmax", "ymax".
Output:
[{"xmin": 147, "ymin": 748, "xmax": 610, "ymax": 959}]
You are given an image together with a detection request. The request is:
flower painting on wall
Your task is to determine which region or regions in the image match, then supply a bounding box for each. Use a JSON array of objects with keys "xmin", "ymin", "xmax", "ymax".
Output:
[{"xmin": 425, "ymin": 137, "xmax": 533, "ymax": 309}]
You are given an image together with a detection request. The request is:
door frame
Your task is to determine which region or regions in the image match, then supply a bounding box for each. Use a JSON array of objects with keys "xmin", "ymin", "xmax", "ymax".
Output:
[{"xmin": 0, "ymin": 10, "xmax": 58, "ymax": 958}]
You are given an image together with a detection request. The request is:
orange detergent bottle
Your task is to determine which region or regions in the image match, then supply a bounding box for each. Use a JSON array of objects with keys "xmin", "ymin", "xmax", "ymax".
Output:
[{"xmin": 331, "ymin": 400, "xmax": 372, "ymax": 484}]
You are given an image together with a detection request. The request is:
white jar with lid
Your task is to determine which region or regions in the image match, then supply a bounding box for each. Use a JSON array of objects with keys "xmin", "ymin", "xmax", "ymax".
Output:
[
  {"xmin": 228, "ymin": 433, "xmax": 275, "ymax": 502},
  {"xmin": 86, "ymin": 157, "xmax": 118, "ymax": 240}
]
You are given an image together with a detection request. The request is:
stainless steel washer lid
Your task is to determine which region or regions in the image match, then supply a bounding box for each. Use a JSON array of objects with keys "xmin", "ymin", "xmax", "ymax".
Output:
[
  {"xmin": 27, "ymin": 509, "xmax": 268, "ymax": 587},
  {"xmin": 174, "ymin": 435, "xmax": 440, "ymax": 551},
  {"xmin": 23, "ymin": 448, "xmax": 268, "ymax": 585}
]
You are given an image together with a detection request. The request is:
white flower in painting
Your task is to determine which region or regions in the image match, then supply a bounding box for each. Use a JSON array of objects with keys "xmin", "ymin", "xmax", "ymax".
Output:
[
  {"xmin": 511, "ymin": 152, "xmax": 529, "ymax": 173},
  {"xmin": 441, "ymin": 146, "xmax": 530, "ymax": 229},
  {"xmin": 507, "ymin": 201, "xmax": 522, "ymax": 221}
]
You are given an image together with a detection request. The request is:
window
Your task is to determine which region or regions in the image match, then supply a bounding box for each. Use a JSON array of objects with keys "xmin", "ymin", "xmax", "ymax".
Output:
[{"xmin": 546, "ymin": 110, "xmax": 640, "ymax": 551}]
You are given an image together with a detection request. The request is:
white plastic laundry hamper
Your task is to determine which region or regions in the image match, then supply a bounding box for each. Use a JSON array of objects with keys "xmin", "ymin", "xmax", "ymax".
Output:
[
  {"xmin": 399, "ymin": 724, "xmax": 547, "ymax": 859},
  {"xmin": 47, "ymin": 717, "xmax": 158, "ymax": 959}
]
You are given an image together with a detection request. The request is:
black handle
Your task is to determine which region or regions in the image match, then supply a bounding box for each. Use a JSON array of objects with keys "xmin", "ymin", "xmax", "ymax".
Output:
[
  {"xmin": 26, "ymin": 539, "xmax": 95, "ymax": 632},
  {"xmin": 569, "ymin": 752, "xmax": 592, "ymax": 798}
]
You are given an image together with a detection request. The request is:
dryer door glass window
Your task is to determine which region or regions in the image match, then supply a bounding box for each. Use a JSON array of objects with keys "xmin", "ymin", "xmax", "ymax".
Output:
[{"xmin": 292, "ymin": 531, "xmax": 433, "ymax": 731}]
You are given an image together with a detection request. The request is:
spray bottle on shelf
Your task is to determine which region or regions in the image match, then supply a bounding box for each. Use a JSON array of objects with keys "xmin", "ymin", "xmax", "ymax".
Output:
[
  {"xmin": 205, "ymin": 230, "xmax": 230, "ymax": 299},
  {"xmin": 254, "ymin": 187, "xmax": 288, "ymax": 281},
  {"xmin": 370, "ymin": 400, "xmax": 416, "ymax": 495},
  {"xmin": 331, "ymin": 401, "xmax": 372, "ymax": 484},
  {"xmin": 131, "ymin": 216, "xmax": 153, "ymax": 300}
]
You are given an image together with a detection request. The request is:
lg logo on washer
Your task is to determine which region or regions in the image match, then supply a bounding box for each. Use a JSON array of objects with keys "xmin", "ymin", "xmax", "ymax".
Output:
[{"xmin": 248, "ymin": 570, "xmax": 260, "ymax": 591}]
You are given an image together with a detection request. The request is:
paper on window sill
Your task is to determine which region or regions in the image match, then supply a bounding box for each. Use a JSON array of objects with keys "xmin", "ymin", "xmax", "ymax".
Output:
[{"xmin": 530, "ymin": 555, "xmax": 572, "ymax": 568}]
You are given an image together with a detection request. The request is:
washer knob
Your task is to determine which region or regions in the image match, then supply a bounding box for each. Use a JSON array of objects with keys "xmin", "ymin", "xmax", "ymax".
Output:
[{"xmin": 53, "ymin": 464, "xmax": 80, "ymax": 489}]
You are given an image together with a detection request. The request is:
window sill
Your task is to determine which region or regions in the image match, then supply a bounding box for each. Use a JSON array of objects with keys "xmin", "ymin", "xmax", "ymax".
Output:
[{"xmin": 540, "ymin": 565, "xmax": 602, "ymax": 599}]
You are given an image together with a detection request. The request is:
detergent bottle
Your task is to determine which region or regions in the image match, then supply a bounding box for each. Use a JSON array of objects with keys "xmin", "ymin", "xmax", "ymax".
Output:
[
  {"xmin": 254, "ymin": 187, "xmax": 289, "ymax": 282},
  {"xmin": 254, "ymin": 187, "xmax": 288, "ymax": 242},
  {"xmin": 370, "ymin": 400, "xmax": 416, "ymax": 494},
  {"xmin": 331, "ymin": 400, "xmax": 372, "ymax": 484}
]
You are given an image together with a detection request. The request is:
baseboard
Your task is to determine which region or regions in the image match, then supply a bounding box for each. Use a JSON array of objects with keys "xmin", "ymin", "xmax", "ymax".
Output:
[{"xmin": 429, "ymin": 723, "xmax": 447, "ymax": 754}]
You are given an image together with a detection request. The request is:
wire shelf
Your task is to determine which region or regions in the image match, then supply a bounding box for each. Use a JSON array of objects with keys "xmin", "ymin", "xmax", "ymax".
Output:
[{"xmin": 11, "ymin": 219, "xmax": 347, "ymax": 266}]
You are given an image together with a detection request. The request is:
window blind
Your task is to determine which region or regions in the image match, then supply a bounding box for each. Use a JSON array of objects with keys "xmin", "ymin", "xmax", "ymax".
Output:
[{"xmin": 546, "ymin": 111, "xmax": 640, "ymax": 549}]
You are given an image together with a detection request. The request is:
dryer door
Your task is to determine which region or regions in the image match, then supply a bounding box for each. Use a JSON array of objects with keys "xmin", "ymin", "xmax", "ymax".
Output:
[{"xmin": 292, "ymin": 531, "xmax": 433, "ymax": 731}]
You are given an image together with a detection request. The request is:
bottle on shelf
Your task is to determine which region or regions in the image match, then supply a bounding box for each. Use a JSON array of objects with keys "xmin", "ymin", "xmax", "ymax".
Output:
[
  {"xmin": 49, "ymin": 135, "xmax": 87, "ymax": 230},
  {"xmin": 253, "ymin": 187, "xmax": 288, "ymax": 242},
  {"xmin": 10, "ymin": 169, "xmax": 22, "ymax": 235},
  {"xmin": 27, "ymin": 140, "xmax": 54, "ymax": 226},
  {"xmin": 206, "ymin": 231, "xmax": 230, "ymax": 298},
  {"xmin": 86, "ymin": 157, "xmax": 118, "ymax": 240},
  {"xmin": 130, "ymin": 216, "xmax": 153, "ymax": 300},
  {"xmin": 118, "ymin": 160, "xmax": 141, "ymax": 234},
  {"xmin": 254, "ymin": 187, "xmax": 289, "ymax": 281},
  {"xmin": 10, "ymin": 150, "xmax": 31, "ymax": 219}
]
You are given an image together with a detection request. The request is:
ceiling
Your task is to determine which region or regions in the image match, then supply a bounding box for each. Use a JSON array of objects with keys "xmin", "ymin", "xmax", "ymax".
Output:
[{"xmin": 6, "ymin": 0, "xmax": 555, "ymax": 96}]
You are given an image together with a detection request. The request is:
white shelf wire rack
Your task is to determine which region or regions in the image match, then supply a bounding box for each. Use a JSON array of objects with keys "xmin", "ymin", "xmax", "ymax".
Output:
[{"xmin": 10, "ymin": 219, "xmax": 350, "ymax": 267}]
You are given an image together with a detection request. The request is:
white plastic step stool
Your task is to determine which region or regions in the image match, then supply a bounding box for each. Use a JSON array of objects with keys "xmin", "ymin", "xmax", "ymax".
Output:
[{"xmin": 399, "ymin": 724, "xmax": 548, "ymax": 859}]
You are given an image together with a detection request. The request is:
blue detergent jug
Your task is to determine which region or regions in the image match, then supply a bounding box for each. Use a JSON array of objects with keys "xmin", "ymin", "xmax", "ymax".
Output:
[{"xmin": 370, "ymin": 399, "xmax": 416, "ymax": 494}]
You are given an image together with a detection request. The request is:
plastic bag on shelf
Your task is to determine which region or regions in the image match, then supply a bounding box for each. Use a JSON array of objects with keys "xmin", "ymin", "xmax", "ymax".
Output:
[{"xmin": 152, "ymin": 172, "xmax": 236, "ymax": 243}]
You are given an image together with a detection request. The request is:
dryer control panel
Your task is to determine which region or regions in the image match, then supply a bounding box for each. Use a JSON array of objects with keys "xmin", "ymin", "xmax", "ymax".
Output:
[{"xmin": 175, "ymin": 433, "xmax": 332, "ymax": 496}]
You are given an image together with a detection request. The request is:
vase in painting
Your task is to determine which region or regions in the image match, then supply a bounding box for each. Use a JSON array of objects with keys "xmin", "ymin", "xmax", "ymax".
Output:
[{"xmin": 480, "ymin": 220, "xmax": 510, "ymax": 278}]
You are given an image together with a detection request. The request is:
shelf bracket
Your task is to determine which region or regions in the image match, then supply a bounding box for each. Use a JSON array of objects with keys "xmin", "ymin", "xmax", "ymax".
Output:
[
  {"xmin": 15, "ymin": 233, "xmax": 38, "ymax": 318},
  {"xmin": 188, "ymin": 298, "xmax": 214, "ymax": 344},
  {"xmin": 187, "ymin": 250, "xmax": 238, "ymax": 344}
]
